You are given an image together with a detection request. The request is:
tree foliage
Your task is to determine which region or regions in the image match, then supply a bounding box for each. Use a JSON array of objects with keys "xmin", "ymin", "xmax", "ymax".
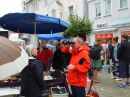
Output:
[{"xmin": 62, "ymin": 15, "xmax": 93, "ymax": 37}]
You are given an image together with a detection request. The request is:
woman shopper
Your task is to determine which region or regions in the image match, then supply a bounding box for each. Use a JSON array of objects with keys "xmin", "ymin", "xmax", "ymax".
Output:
[
  {"xmin": 110, "ymin": 37, "xmax": 121, "ymax": 81},
  {"xmin": 20, "ymin": 44, "xmax": 46, "ymax": 97},
  {"xmin": 91, "ymin": 39, "xmax": 106, "ymax": 83}
]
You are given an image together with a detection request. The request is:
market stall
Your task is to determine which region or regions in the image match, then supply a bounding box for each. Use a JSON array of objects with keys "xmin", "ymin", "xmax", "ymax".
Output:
[
  {"xmin": 9, "ymin": 37, "xmax": 26, "ymax": 48},
  {"xmin": 0, "ymin": 13, "xmax": 69, "ymax": 97},
  {"xmin": 0, "ymin": 73, "xmax": 67, "ymax": 97}
]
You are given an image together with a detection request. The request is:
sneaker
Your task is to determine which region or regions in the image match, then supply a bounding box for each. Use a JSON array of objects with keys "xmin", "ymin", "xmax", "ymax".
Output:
[
  {"xmin": 115, "ymin": 78, "xmax": 122, "ymax": 81},
  {"xmin": 117, "ymin": 83, "xmax": 127, "ymax": 88},
  {"xmin": 126, "ymin": 82, "xmax": 130, "ymax": 86},
  {"xmin": 111, "ymin": 77, "xmax": 117, "ymax": 79}
]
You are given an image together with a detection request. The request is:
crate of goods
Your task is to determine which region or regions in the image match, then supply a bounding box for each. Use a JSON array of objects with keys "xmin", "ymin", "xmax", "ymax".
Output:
[{"xmin": 51, "ymin": 87, "xmax": 68, "ymax": 97}]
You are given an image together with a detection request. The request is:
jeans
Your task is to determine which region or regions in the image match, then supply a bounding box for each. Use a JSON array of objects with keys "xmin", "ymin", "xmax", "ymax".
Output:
[
  {"xmin": 119, "ymin": 61, "xmax": 130, "ymax": 78},
  {"xmin": 71, "ymin": 85, "xmax": 86, "ymax": 97}
]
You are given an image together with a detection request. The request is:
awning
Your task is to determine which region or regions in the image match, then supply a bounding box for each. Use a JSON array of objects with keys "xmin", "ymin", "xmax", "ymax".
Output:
[
  {"xmin": 108, "ymin": 16, "xmax": 130, "ymax": 26},
  {"xmin": 94, "ymin": 28, "xmax": 117, "ymax": 33}
]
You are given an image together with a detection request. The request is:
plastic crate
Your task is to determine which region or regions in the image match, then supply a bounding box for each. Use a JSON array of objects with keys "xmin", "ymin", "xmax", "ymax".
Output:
[{"xmin": 51, "ymin": 87, "xmax": 68, "ymax": 97}]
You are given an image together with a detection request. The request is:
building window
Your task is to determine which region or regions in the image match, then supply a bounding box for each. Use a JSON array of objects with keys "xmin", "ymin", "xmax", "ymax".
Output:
[
  {"xmin": 22, "ymin": 1, "xmax": 26, "ymax": 10},
  {"xmin": 31, "ymin": 3, "xmax": 35, "ymax": 12},
  {"xmin": 43, "ymin": 0, "xmax": 48, "ymax": 7},
  {"xmin": 60, "ymin": 13, "xmax": 62, "ymax": 18},
  {"xmin": 69, "ymin": 6, "xmax": 74, "ymax": 16},
  {"xmin": 52, "ymin": 10, "xmax": 56, "ymax": 17},
  {"xmin": 23, "ymin": 1, "xmax": 26, "ymax": 6},
  {"xmin": 35, "ymin": 1, "xmax": 39, "ymax": 10},
  {"xmin": 119, "ymin": 0, "xmax": 128, "ymax": 9},
  {"xmin": 31, "ymin": 1, "xmax": 38, "ymax": 12},
  {"xmin": 104, "ymin": 0, "xmax": 111, "ymax": 15},
  {"xmin": 95, "ymin": 2, "xmax": 101, "ymax": 17}
]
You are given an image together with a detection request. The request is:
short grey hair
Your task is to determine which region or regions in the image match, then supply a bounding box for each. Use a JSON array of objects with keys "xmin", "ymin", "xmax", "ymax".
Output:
[
  {"xmin": 84, "ymin": 41, "xmax": 89, "ymax": 46},
  {"xmin": 74, "ymin": 37, "xmax": 84, "ymax": 45},
  {"xmin": 25, "ymin": 44, "xmax": 34, "ymax": 57}
]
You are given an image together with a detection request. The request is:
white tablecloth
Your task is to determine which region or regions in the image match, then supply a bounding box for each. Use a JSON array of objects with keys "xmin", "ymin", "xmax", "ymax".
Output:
[{"xmin": 0, "ymin": 88, "xmax": 19, "ymax": 97}]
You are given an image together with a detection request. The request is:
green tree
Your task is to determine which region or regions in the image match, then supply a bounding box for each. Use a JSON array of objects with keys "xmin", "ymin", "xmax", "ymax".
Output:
[{"xmin": 63, "ymin": 15, "xmax": 93, "ymax": 37}]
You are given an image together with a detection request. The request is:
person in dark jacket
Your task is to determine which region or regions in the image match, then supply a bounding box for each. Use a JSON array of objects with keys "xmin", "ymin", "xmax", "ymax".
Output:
[
  {"xmin": 52, "ymin": 42, "xmax": 71, "ymax": 71},
  {"xmin": 20, "ymin": 44, "xmax": 46, "ymax": 97},
  {"xmin": 117, "ymin": 34, "xmax": 130, "ymax": 88}
]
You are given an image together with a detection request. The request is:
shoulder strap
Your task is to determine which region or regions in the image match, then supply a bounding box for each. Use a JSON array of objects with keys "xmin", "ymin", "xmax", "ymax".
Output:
[{"xmin": 88, "ymin": 79, "xmax": 97, "ymax": 94}]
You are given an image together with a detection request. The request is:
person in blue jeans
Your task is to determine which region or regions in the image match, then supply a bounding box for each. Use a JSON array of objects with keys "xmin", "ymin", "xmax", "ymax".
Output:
[{"xmin": 117, "ymin": 34, "xmax": 130, "ymax": 88}]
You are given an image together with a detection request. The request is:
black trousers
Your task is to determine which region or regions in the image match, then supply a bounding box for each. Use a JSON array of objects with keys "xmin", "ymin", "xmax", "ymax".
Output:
[{"xmin": 71, "ymin": 85, "xmax": 86, "ymax": 97}]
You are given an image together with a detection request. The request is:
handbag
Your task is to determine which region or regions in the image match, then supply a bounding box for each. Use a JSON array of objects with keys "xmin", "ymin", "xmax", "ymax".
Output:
[
  {"xmin": 87, "ymin": 80, "xmax": 99, "ymax": 97},
  {"xmin": 42, "ymin": 62, "xmax": 48, "ymax": 68}
]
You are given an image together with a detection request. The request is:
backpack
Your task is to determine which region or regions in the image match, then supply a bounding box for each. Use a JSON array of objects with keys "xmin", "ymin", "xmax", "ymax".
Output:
[{"xmin": 89, "ymin": 45, "xmax": 101, "ymax": 59}]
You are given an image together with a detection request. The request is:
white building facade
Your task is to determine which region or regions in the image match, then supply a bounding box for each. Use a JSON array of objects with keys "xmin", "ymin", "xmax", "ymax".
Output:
[
  {"xmin": 24, "ymin": 0, "xmax": 87, "ymax": 20},
  {"xmin": 21, "ymin": 0, "xmax": 29, "ymax": 12},
  {"xmin": 87, "ymin": 0, "xmax": 130, "ymax": 45}
]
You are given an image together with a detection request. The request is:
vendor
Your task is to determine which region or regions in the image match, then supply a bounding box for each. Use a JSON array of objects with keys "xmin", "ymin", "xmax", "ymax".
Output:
[{"xmin": 37, "ymin": 39, "xmax": 53, "ymax": 73}]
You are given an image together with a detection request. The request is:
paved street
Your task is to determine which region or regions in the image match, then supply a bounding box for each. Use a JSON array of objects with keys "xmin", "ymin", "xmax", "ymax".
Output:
[{"xmin": 93, "ymin": 73, "xmax": 130, "ymax": 97}]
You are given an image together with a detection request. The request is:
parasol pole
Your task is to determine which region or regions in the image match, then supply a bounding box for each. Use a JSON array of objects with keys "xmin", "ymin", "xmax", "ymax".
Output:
[
  {"xmin": 34, "ymin": 21, "xmax": 36, "ymax": 34},
  {"xmin": 30, "ymin": 19, "xmax": 38, "ymax": 48}
]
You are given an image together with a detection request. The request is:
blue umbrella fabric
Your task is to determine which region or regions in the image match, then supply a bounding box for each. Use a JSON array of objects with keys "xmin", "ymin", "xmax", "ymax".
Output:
[
  {"xmin": 0, "ymin": 13, "xmax": 68, "ymax": 34},
  {"xmin": 38, "ymin": 33, "xmax": 71, "ymax": 40}
]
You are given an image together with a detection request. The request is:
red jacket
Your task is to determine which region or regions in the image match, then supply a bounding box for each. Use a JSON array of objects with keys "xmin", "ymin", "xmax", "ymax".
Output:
[
  {"xmin": 62, "ymin": 45, "xmax": 91, "ymax": 87},
  {"xmin": 37, "ymin": 48, "xmax": 53, "ymax": 68}
]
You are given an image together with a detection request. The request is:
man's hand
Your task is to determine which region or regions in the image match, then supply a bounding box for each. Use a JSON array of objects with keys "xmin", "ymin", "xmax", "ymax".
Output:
[
  {"xmin": 40, "ymin": 47, "xmax": 43, "ymax": 53},
  {"xmin": 65, "ymin": 44, "xmax": 70, "ymax": 48},
  {"xmin": 68, "ymin": 64, "xmax": 75, "ymax": 70}
]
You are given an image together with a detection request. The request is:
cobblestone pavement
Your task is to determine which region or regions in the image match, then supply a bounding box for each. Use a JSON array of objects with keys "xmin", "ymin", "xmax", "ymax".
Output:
[{"xmin": 93, "ymin": 73, "xmax": 130, "ymax": 97}]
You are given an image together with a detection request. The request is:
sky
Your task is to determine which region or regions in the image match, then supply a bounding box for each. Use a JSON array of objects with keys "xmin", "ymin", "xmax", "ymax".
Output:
[{"xmin": 0, "ymin": 0, "xmax": 22, "ymax": 17}]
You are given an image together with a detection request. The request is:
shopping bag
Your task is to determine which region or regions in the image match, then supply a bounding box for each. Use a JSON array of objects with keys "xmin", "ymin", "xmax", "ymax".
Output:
[{"xmin": 87, "ymin": 80, "xmax": 99, "ymax": 97}]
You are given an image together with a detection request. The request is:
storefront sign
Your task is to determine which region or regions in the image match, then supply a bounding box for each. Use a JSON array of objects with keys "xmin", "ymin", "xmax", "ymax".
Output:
[
  {"xmin": 97, "ymin": 22, "xmax": 108, "ymax": 28},
  {"xmin": 95, "ymin": 33, "xmax": 113, "ymax": 39},
  {"xmin": 121, "ymin": 31, "xmax": 130, "ymax": 35}
]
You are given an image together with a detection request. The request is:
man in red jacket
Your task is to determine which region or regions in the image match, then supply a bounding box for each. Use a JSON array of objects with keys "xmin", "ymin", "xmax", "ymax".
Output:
[
  {"xmin": 37, "ymin": 40, "xmax": 53, "ymax": 72},
  {"xmin": 62, "ymin": 37, "xmax": 91, "ymax": 97}
]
